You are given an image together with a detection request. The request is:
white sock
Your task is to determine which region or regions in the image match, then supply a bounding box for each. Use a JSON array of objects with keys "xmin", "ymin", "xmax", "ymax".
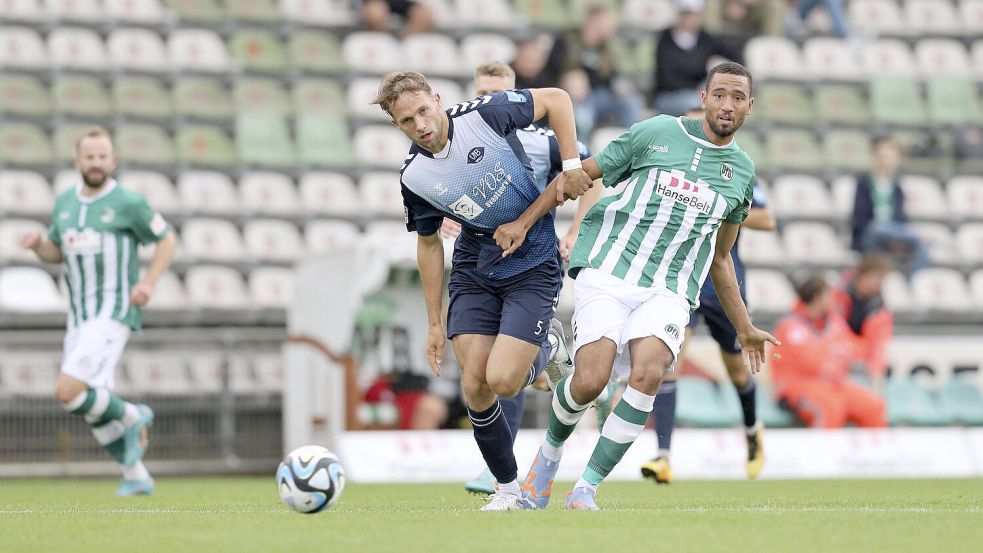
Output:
[
  {"xmin": 121, "ymin": 403, "xmax": 140, "ymax": 426},
  {"xmin": 746, "ymin": 423, "xmax": 759, "ymax": 437},
  {"xmin": 573, "ymin": 478, "xmax": 597, "ymax": 493},
  {"xmin": 541, "ymin": 441, "xmax": 563, "ymax": 462},
  {"xmin": 122, "ymin": 460, "xmax": 150, "ymax": 481},
  {"xmin": 658, "ymin": 448, "xmax": 671, "ymax": 460},
  {"xmin": 498, "ymin": 479, "xmax": 521, "ymax": 496}
]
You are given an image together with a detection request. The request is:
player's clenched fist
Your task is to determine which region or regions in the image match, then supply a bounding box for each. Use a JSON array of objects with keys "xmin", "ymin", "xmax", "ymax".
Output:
[
  {"xmin": 556, "ymin": 168, "xmax": 592, "ymax": 202},
  {"xmin": 19, "ymin": 231, "xmax": 43, "ymax": 250},
  {"xmin": 494, "ymin": 221, "xmax": 529, "ymax": 257}
]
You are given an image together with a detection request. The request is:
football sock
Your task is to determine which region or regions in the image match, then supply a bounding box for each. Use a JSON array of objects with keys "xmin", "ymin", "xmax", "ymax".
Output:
[
  {"xmin": 62, "ymin": 388, "xmax": 138, "ymax": 465},
  {"xmin": 499, "ymin": 391, "xmax": 525, "ymax": 444},
  {"xmin": 544, "ymin": 376, "xmax": 590, "ymax": 459},
  {"xmin": 582, "ymin": 385, "xmax": 655, "ymax": 486},
  {"xmin": 525, "ymin": 342, "xmax": 551, "ymax": 387},
  {"xmin": 468, "ymin": 400, "xmax": 518, "ymax": 485},
  {"xmin": 122, "ymin": 460, "xmax": 150, "ymax": 481},
  {"xmin": 653, "ymin": 381, "xmax": 677, "ymax": 455},
  {"xmin": 736, "ymin": 377, "xmax": 758, "ymax": 431}
]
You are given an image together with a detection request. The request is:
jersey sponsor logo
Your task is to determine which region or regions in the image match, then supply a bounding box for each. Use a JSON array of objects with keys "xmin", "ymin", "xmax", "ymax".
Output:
[
  {"xmin": 100, "ymin": 207, "xmax": 115, "ymax": 224},
  {"xmin": 150, "ymin": 212, "xmax": 167, "ymax": 236},
  {"xmin": 505, "ymin": 90, "xmax": 527, "ymax": 103},
  {"xmin": 467, "ymin": 147, "xmax": 485, "ymax": 164},
  {"xmin": 472, "ymin": 161, "xmax": 513, "ymax": 209},
  {"xmin": 648, "ymin": 144, "xmax": 669, "ymax": 153},
  {"xmin": 434, "ymin": 181, "xmax": 448, "ymax": 196},
  {"xmin": 447, "ymin": 95, "xmax": 492, "ymax": 116},
  {"xmin": 656, "ymin": 170, "xmax": 716, "ymax": 215},
  {"xmin": 61, "ymin": 228, "xmax": 102, "ymax": 256},
  {"xmin": 448, "ymin": 194, "xmax": 484, "ymax": 221},
  {"xmin": 404, "ymin": 205, "xmax": 410, "ymax": 224},
  {"xmin": 59, "ymin": 211, "xmax": 70, "ymax": 220},
  {"xmin": 720, "ymin": 163, "xmax": 733, "ymax": 181}
]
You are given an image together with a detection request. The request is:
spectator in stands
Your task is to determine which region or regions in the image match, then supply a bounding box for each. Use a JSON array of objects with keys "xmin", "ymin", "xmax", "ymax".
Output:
[
  {"xmin": 772, "ymin": 275, "xmax": 888, "ymax": 429},
  {"xmin": 786, "ymin": 0, "xmax": 850, "ymax": 39},
  {"xmin": 360, "ymin": 0, "xmax": 433, "ymax": 40},
  {"xmin": 363, "ymin": 372, "xmax": 449, "ymax": 430},
  {"xmin": 511, "ymin": 36, "xmax": 550, "ymax": 90},
  {"xmin": 832, "ymin": 253, "xmax": 894, "ymax": 394},
  {"xmin": 542, "ymin": 3, "xmax": 643, "ymax": 136},
  {"xmin": 850, "ymin": 136, "xmax": 930, "ymax": 277},
  {"xmin": 704, "ymin": 0, "xmax": 785, "ymax": 52},
  {"xmin": 653, "ymin": 0, "xmax": 744, "ymax": 116}
]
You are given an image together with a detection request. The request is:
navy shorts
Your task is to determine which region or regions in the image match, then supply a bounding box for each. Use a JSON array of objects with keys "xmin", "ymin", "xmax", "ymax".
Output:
[
  {"xmin": 688, "ymin": 297, "xmax": 742, "ymax": 355},
  {"xmin": 447, "ymin": 252, "xmax": 563, "ymax": 346}
]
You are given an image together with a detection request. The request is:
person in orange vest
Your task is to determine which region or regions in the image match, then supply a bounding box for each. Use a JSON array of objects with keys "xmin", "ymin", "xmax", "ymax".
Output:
[
  {"xmin": 831, "ymin": 253, "xmax": 894, "ymax": 394},
  {"xmin": 772, "ymin": 274, "xmax": 887, "ymax": 428}
]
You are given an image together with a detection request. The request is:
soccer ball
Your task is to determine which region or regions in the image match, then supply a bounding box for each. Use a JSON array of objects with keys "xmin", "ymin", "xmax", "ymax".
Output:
[{"xmin": 276, "ymin": 445, "xmax": 346, "ymax": 513}]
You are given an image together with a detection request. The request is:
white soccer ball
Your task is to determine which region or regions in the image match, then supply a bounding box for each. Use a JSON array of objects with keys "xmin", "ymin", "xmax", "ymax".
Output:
[{"xmin": 276, "ymin": 445, "xmax": 346, "ymax": 513}]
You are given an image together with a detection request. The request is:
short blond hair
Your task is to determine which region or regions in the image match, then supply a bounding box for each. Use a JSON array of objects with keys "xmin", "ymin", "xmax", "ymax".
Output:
[
  {"xmin": 474, "ymin": 61, "xmax": 515, "ymax": 80},
  {"xmin": 371, "ymin": 71, "xmax": 433, "ymax": 114},
  {"xmin": 75, "ymin": 126, "xmax": 113, "ymax": 153}
]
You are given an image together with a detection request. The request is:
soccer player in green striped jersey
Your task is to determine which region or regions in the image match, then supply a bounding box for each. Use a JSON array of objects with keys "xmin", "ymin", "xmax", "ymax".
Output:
[
  {"xmin": 20, "ymin": 127, "xmax": 176, "ymax": 496},
  {"xmin": 494, "ymin": 62, "xmax": 780, "ymax": 510}
]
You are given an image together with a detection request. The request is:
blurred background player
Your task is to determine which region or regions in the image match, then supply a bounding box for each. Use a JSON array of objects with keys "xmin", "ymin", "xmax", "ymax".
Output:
[
  {"xmin": 640, "ymin": 105, "xmax": 775, "ymax": 485},
  {"xmin": 372, "ymin": 71, "xmax": 591, "ymax": 510},
  {"xmin": 19, "ymin": 127, "xmax": 176, "ymax": 496}
]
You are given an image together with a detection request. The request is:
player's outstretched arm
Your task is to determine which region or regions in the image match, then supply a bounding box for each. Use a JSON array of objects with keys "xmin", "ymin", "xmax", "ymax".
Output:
[
  {"xmin": 709, "ymin": 222, "xmax": 780, "ymax": 374},
  {"xmin": 743, "ymin": 207, "xmax": 776, "ymax": 231},
  {"xmin": 131, "ymin": 232, "xmax": 176, "ymax": 306},
  {"xmin": 19, "ymin": 232, "xmax": 63, "ymax": 264},
  {"xmin": 417, "ymin": 232, "xmax": 446, "ymax": 376},
  {"xmin": 529, "ymin": 88, "xmax": 592, "ymax": 201},
  {"xmin": 560, "ymin": 177, "xmax": 603, "ymax": 261}
]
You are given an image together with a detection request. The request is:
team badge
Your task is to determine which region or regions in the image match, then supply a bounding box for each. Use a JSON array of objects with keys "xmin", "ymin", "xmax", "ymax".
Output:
[
  {"xmin": 100, "ymin": 207, "xmax": 115, "ymax": 224},
  {"xmin": 664, "ymin": 324, "xmax": 680, "ymax": 341},
  {"xmin": 720, "ymin": 163, "xmax": 733, "ymax": 181},
  {"xmin": 467, "ymin": 147, "xmax": 485, "ymax": 164}
]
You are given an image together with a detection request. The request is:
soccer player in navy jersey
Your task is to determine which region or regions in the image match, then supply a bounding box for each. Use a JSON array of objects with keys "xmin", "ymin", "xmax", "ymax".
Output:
[{"xmin": 372, "ymin": 71, "xmax": 592, "ymax": 510}]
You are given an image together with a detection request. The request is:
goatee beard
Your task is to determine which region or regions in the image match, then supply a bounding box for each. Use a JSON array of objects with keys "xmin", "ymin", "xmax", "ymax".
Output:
[{"xmin": 82, "ymin": 172, "xmax": 107, "ymax": 188}]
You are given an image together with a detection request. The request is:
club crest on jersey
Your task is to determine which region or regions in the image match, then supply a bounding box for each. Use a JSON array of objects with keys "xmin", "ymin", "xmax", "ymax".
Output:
[
  {"xmin": 664, "ymin": 324, "xmax": 680, "ymax": 341},
  {"xmin": 59, "ymin": 211, "xmax": 70, "ymax": 220},
  {"xmin": 720, "ymin": 163, "xmax": 733, "ymax": 181},
  {"xmin": 100, "ymin": 207, "xmax": 115, "ymax": 224},
  {"xmin": 448, "ymin": 194, "xmax": 484, "ymax": 221},
  {"xmin": 467, "ymin": 147, "xmax": 485, "ymax": 164}
]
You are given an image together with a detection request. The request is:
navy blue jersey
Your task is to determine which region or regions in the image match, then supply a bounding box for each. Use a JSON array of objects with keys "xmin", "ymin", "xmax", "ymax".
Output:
[
  {"xmin": 699, "ymin": 181, "xmax": 767, "ymax": 304},
  {"xmin": 514, "ymin": 125, "xmax": 591, "ymax": 192},
  {"xmin": 400, "ymin": 90, "xmax": 557, "ymax": 280}
]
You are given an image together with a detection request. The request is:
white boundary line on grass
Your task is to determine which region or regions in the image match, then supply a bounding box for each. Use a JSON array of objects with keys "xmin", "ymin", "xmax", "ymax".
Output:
[{"xmin": 1, "ymin": 507, "xmax": 981, "ymax": 515}]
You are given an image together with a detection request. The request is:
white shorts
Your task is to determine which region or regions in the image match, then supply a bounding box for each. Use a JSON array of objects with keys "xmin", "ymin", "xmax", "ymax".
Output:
[
  {"xmin": 571, "ymin": 268, "xmax": 691, "ymax": 379},
  {"xmin": 61, "ymin": 318, "xmax": 130, "ymax": 390}
]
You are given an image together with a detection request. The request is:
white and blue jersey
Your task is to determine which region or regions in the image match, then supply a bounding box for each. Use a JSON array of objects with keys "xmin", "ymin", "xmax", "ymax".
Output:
[
  {"xmin": 514, "ymin": 125, "xmax": 591, "ymax": 193},
  {"xmin": 700, "ymin": 182, "xmax": 768, "ymax": 304},
  {"xmin": 401, "ymin": 90, "xmax": 558, "ymax": 281}
]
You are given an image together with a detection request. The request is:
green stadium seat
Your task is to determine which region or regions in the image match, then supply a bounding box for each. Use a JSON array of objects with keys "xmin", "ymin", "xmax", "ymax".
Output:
[
  {"xmin": 756, "ymin": 382, "xmax": 799, "ymax": 428},
  {"xmin": 871, "ymin": 77, "xmax": 928, "ymax": 127},
  {"xmin": 632, "ymin": 35, "xmax": 655, "ymax": 78},
  {"xmin": 736, "ymin": 132, "xmax": 768, "ymax": 172},
  {"xmin": 165, "ymin": 0, "xmax": 224, "ymax": 22},
  {"xmin": 892, "ymin": 129, "xmax": 955, "ymax": 176},
  {"xmin": 814, "ymin": 84, "xmax": 871, "ymax": 125},
  {"xmin": 176, "ymin": 125, "xmax": 237, "ymax": 168},
  {"xmin": 51, "ymin": 75, "xmax": 112, "ymax": 118},
  {"xmin": 296, "ymin": 115, "xmax": 355, "ymax": 168},
  {"xmin": 226, "ymin": 0, "xmax": 282, "ymax": 23},
  {"xmin": 514, "ymin": 0, "xmax": 573, "ymax": 29},
  {"xmin": 116, "ymin": 124, "xmax": 176, "ymax": 166},
  {"xmin": 0, "ymin": 74, "xmax": 51, "ymax": 117},
  {"xmin": 234, "ymin": 77, "xmax": 291, "ymax": 117},
  {"xmin": 236, "ymin": 114, "xmax": 296, "ymax": 168},
  {"xmin": 938, "ymin": 379, "xmax": 983, "ymax": 426},
  {"xmin": 0, "ymin": 123, "xmax": 53, "ymax": 165},
  {"xmin": 289, "ymin": 32, "xmax": 347, "ymax": 74},
  {"xmin": 766, "ymin": 129, "xmax": 822, "ymax": 172},
  {"xmin": 676, "ymin": 376, "xmax": 741, "ymax": 427},
  {"xmin": 229, "ymin": 30, "xmax": 288, "ymax": 73},
  {"xmin": 173, "ymin": 77, "xmax": 234, "ymax": 121},
  {"xmin": 113, "ymin": 76, "xmax": 172, "ymax": 119},
  {"xmin": 53, "ymin": 123, "xmax": 100, "ymax": 162},
  {"xmin": 823, "ymin": 129, "xmax": 873, "ymax": 173},
  {"xmin": 927, "ymin": 77, "xmax": 983, "ymax": 125},
  {"xmin": 755, "ymin": 84, "xmax": 812, "ymax": 126},
  {"xmin": 885, "ymin": 378, "xmax": 952, "ymax": 426},
  {"xmin": 292, "ymin": 79, "xmax": 346, "ymax": 116},
  {"xmin": 569, "ymin": 0, "xmax": 619, "ymax": 22}
]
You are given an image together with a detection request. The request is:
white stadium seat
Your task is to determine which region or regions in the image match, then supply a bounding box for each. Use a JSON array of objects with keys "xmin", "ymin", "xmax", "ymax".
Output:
[
  {"xmin": 0, "ymin": 26, "xmax": 47, "ymax": 70},
  {"xmin": 0, "ymin": 0, "xmax": 45, "ymax": 22},
  {"xmin": 862, "ymin": 39, "xmax": 917, "ymax": 77},
  {"xmin": 249, "ymin": 266, "xmax": 294, "ymax": 308},
  {"xmin": 104, "ymin": 0, "xmax": 170, "ymax": 24},
  {"xmin": 745, "ymin": 269, "xmax": 796, "ymax": 314},
  {"xmin": 947, "ymin": 175, "xmax": 983, "ymax": 219},
  {"xmin": 960, "ymin": 0, "xmax": 983, "ymax": 35},
  {"xmin": 225, "ymin": 353, "xmax": 263, "ymax": 393},
  {"xmin": 404, "ymin": 33, "xmax": 464, "ymax": 77},
  {"xmin": 0, "ymin": 170, "xmax": 53, "ymax": 216},
  {"xmin": 0, "ymin": 352, "xmax": 59, "ymax": 396},
  {"xmin": 881, "ymin": 271, "xmax": 917, "ymax": 313},
  {"xmin": 184, "ymin": 265, "xmax": 250, "ymax": 309},
  {"xmin": 346, "ymin": 77, "xmax": 392, "ymax": 122},
  {"xmin": 353, "ymin": 125, "xmax": 411, "ymax": 169},
  {"xmin": 590, "ymin": 126, "xmax": 627, "ymax": 155},
  {"xmin": 359, "ymin": 172, "xmax": 404, "ymax": 217},
  {"xmin": 771, "ymin": 174, "xmax": 834, "ymax": 219},
  {"xmin": 251, "ymin": 352, "xmax": 284, "ymax": 392},
  {"xmin": 830, "ymin": 175, "xmax": 857, "ymax": 217},
  {"xmin": 168, "ymin": 29, "xmax": 232, "ymax": 73},
  {"xmin": 418, "ymin": 0, "xmax": 455, "ymax": 29},
  {"xmin": 144, "ymin": 270, "xmax": 188, "ymax": 311},
  {"xmin": 900, "ymin": 175, "xmax": 948, "ymax": 220},
  {"xmin": 908, "ymin": 222, "xmax": 957, "ymax": 265},
  {"xmin": 365, "ymin": 221, "xmax": 417, "ymax": 266},
  {"xmin": 970, "ymin": 269, "xmax": 983, "ymax": 309},
  {"xmin": 280, "ymin": 0, "xmax": 355, "ymax": 26},
  {"xmin": 298, "ymin": 172, "xmax": 360, "ymax": 217},
  {"xmin": 745, "ymin": 36, "xmax": 803, "ymax": 80},
  {"xmin": 849, "ymin": 0, "xmax": 907, "ymax": 36},
  {"xmin": 621, "ymin": 0, "xmax": 676, "ymax": 30},
  {"xmin": 45, "ymin": 0, "xmax": 103, "ymax": 21},
  {"xmin": 342, "ymin": 32, "xmax": 402, "ymax": 74},
  {"xmin": 240, "ymin": 171, "xmax": 301, "ymax": 216},
  {"xmin": 802, "ymin": 37, "xmax": 863, "ymax": 81},
  {"xmin": 738, "ymin": 228, "xmax": 787, "ymax": 266},
  {"xmin": 428, "ymin": 77, "xmax": 465, "ymax": 105},
  {"xmin": 118, "ymin": 170, "xmax": 180, "ymax": 215},
  {"xmin": 125, "ymin": 352, "xmax": 192, "ymax": 394},
  {"xmin": 305, "ymin": 220, "xmax": 361, "ymax": 253},
  {"xmin": 905, "ymin": 0, "xmax": 960, "ymax": 35},
  {"xmin": 0, "ymin": 267, "xmax": 64, "ymax": 313},
  {"xmin": 47, "ymin": 27, "xmax": 109, "ymax": 71},
  {"xmin": 783, "ymin": 222, "xmax": 853, "ymax": 265},
  {"xmin": 956, "ymin": 223, "xmax": 983, "ymax": 263},
  {"xmin": 911, "ymin": 268, "xmax": 972, "ymax": 313},
  {"xmin": 180, "ymin": 218, "xmax": 246, "ymax": 262},
  {"xmin": 0, "ymin": 219, "xmax": 46, "ymax": 263},
  {"xmin": 177, "ymin": 170, "xmax": 240, "ymax": 215},
  {"xmin": 915, "ymin": 39, "xmax": 970, "ymax": 77},
  {"xmin": 459, "ymin": 34, "xmax": 517, "ymax": 70},
  {"xmin": 187, "ymin": 353, "xmax": 224, "ymax": 393},
  {"xmin": 454, "ymin": 0, "xmax": 515, "ymax": 28},
  {"xmin": 53, "ymin": 169, "xmax": 78, "ymax": 194},
  {"xmin": 108, "ymin": 28, "xmax": 170, "ymax": 73},
  {"xmin": 243, "ymin": 219, "xmax": 304, "ymax": 262}
]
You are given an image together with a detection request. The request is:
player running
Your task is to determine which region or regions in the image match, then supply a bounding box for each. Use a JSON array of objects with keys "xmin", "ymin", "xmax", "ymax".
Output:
[
  {"xmin": 494, "ymin": 62, "xmax": 779, "ymax": 510},
  {"xmin": 20, "ymin": 127, "xmax": 176, "ymax": 496},
  {"xmin": 371, "ymin": 71, "xmax": 591, "ymax": 510}
]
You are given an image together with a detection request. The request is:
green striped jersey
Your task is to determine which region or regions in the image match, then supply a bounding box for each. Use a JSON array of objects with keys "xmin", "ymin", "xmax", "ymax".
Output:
[
  {"xmin": 47, "ymin": 180, "xmax": 170, "ymax": 330},
  {"xmin": 569, "ymin": 115, "xmax": 755, "ymax": 308}
]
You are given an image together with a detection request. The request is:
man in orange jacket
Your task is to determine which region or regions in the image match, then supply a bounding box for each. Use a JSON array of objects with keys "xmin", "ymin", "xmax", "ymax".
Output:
[
  {"xmin": 831, "ymin": 253, "xmax": 894, "ymax": 393},
  {"xmin": 772, "ymin": 274, "xmax": 887, "ymax": 428}
]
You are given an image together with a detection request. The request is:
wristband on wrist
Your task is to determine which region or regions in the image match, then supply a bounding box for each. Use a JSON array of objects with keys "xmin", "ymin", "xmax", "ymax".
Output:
[{"xmin": 562, "ymin": 158, "xmax": 582, "ymax": 172}]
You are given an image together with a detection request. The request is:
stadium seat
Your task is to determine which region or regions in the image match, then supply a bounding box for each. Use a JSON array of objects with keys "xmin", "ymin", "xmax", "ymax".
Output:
[
  {"xmin": 144, "ymin": 270, "xmax": 189, "ymax": 311},
  {"xmin": 112, "ymin": 76, "xmax": 170, "ymax": 120},
  {"xmin": 676, "ymin": 377, "xmax": 741, "ymax": 427},
  {"xmin": 168, "ymin": 29, "xmax": 231, "ymax": 72},
  {"xmin": 118, "ymin": 170, "xmax": 180, "ymax": 215},
  {"xmin": 234, "ymin": 78, "xmax": 291, "ymax": 117},
  {"xmin": 175, "ymin": 125, "xmax": 237, "ymax": 168},
  {"xmin": 765, "ymin": 129, "xmax": 822, "ymax": 172},
  {"xmin": 915, "ymin": 39, "xmax": 970, "ymax": 77},
  {"xmin": 0, "ymin": 74, "xmax": 50, "ymax": 117},
  {"xmin": 365, "ymin": 221, "xmax": 417, "ymax": 265},
  {"xmin": 830, "ymin": 175, "xmax": 856, "ymax": 217},
  {"xmin": 970, "ymin": 269, "xmax": 983, "ymax": 308},
  {"xmin": 0, "ymin": 218, "xmax": 46, "ymax": 262},
  {"xmin": 802, "ymin": 37, "xmax": 864, "ymax": 81},
  {"xmin": 47, "ymin": 27, "xmax": 109, "ymax": 71},
  {"xmin": 185, "ymin": 265, "xmax": 250, "ymax": 309},
  {"xmin": 770, "ymin": 174, "xmax": 834, "ymax": 219},
  {"xmin": 621, "ymin": 0, "xmax": 675, "ymax": 30},
  {"xmin": 955, "ymin": 223, "xmax": 983, "ymax": 263},
  {"xmin": 911, "ymin": 268, "xmax": 972, "ymax": 313},
  {"xmin": 823, "ymin": 129, "xmax": 873, "ymax": 173},
  {"xmin": 514, "ymin": 0, "xmax": 572, "ymax": 28},
  {"xmin": 288, "ymin": 32, "xmax": 346, "ymax": 74},
  {"xmin": 417, "ymin": 0, "xmax": 455, "ymax": 29},
  {"xmin": 881, "ymin": 271, "xmax": 916, "ymax": 314},
  {"xmin": 305, "ymin": 220, "xmax": 361, "ymax": 253},
  {"xmin": 886, "ymin": 378, "xmax": 952, "ymax": 426},
  {"xmin": 229, "ymin": 29, "xmax": 288, "ymax": 73},
  {"xmin": 0, "ymin": 122, "xmax": 53, "ymax": 165},
  {"xmin": 104, "ymin": 0, "xmax": 169, "ymax": 24},
  {"xmin": 107, "ymin": 28, "xmax": 169, "ymax": 72},
  {"xmin": 947, "ymin": 175, "xmax": 983, "ymax": 220},
  {"xmin": 814, "ymin": 84, "xmax": 871, "ymax": 125},
  {"xmin": 52, "ymin": 168, "xmax": 78, "ymax": 194},
  {"xmin": 783, "ymin": 222, "xmax": 852, "ymax": 265},
  {"xmin": 755, "ymin": 84, "xmax": 812, "ymax": 126},
  {"xmin": 347, "ymin": 77, "xmax": 392, "ymax": 122},
  {"xmin": 165, "ymin": 0, "xmax": 224, "ymax": 22},
  {"xmin": 848, "ymin": 0, "xmax": 907, "ymax": 36},
  {"xmin": 961, "ymin": 0, "xmax": 983, "ymax": 35},
  {"xmin": 51, "ymin": 74, "xmax": 111, "ymax": 117},
  {"xmin": 0, "ymin": 352, "xmax": 60, "ymax": 396},
  {"xmin": 359, "ymin": 172, "xmax": 404, "ymax": 217},
  {"xmin": 0, "ymin": 0, "xmax": 45, "ymax": 22},
  {"xmin": 353, "ymin": 125, "xmax": 411, "ymax": 169},
  {"xmin": 589, "ymin": 126, "xmax": 627, "ymax": 156},
  {"xmin": 186, "ymin": 353, "xmax": 228, "ymax": 392},
  {"xmin": 172, "ymin": 76, "xmax": 233, "ymax": 120},
  {"xmin": 296, "ymin": 115, "xmax": 355, "ymax": 168},
  {"xmin": 0, "ymin": 170, "xmax": 52, "ymax": 216},
  {"xmin": 240, "ymin": 171, "xmax": 301, "ymax": 216},
  {"xmin": 244, "ymin": 219, "xmax": 304, "ymax": 262},
  {"xmin": 568, "ymin": 0, "xmax": 618, "ymax": 22},
  {"xmin": 630, "ymin": 35, "xmax": 656, "ymax": 78},
  {"xmin": 905, "ymin": 0, "xmax": 960, "ymax": 35},
  {"xmin": 908, "ymin": 222, "xmax": 957, "ymax": 265},
  {"xmin": 180, "ymin": 219, "xmax": 246, "ymax": 262},
  {"xmin": 756, "ymin": 382, "xmax": 799, "ymax": 428},
  {"xmin": 51, "ymin": 122, "xmax": 98, "ymax": 163},
  {"xmin": 735, "ymin": 132, "xmax": 768, "ymax": 172},
  {"xmin": 927, "ymin": 77, "xmax": 982, "ymax": 125},
  {"xmin": 404, "ymin": 33, "xmax": 464, "ymax": 77},
  {"xmin": 280, "ymin": 0, "xmax": 355, "ymax": 26},
  {"xmin": 0, "ymin": 267, "xmax": 64, "ymax": 313},
  {"xmin": 0, "ymin": 26, "xmax": 47, "ymax": 70},
  {"xmin": 237, "ymin": 114, "xmax": 296, "ymax": 168},
  {"xmin": 454, "ymin": 0, "xmax": 515, "ymax": 28},
  {"xmin": 342, "ymin": 32, "xmax": 402, "ymax": 74},
  {"xmin": 177, "ymin": 170, "xmax": 240, "ymax": 215},
  {"xmin": 744, "ymin": 36, "xmax": 803, "ymax": 81},
  {"xmin": 737, "ymin": 228, "xmax": 787, "ymax": 266},
  {"xmin": 292, "ymin": 78, "xmax": 345, "ymax": 116},
  {"xmin": 125, "ymin": 352, "xmax": 193, "ymax": 394},
  {"xmin": 298, "ymin": 172, "xmax": 360, "ymax": 217},
  {"xmin": 899, "ymin": 175, "xmax": 948, "ymax": 220},
  {"xmin": 939, "ymin": 379, "xmax": 983, "ymax": 426},
  {"xmin": 226, "ymin": 0, "xmax": 280, "ymax": 22},
  {"xmin": 250, "ymin": 352, "xmax": 283, "ymax": 392},
  {"xmin": 459, "ymin": 34, "xmax": 517, "ymax": 71},
  {"xmin": 116, "ymin": 123, "xmax": 176, "ymax": 166},
  {"xmin": 46, "ymin": 0, "xmax": 103, "ymax": 21},
  {"xmin": 870, "ymin": 77, "xmax": 928, "ymax": 126},
  {"xmin": 428, "ymin": 77, "xmax": 465, "ymax": 105},
  {"xmin": 863, "ymin": 39, "xmax": 917, "ymax": 76},
  {"xmin": 223, "ymin": 353, "xmax": 261, "ymax": 394},
  {"xmin": 744, "ymin": 269, "xmax": 796, "ymax": 313},
  {"xmin": 249, "ymin": 266, "xmax": 294, "ymax": 308}
]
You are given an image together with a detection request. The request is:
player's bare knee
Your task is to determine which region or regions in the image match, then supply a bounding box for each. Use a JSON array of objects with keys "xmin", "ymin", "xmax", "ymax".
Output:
[
  {"xmin": 486, "ymin": 371, "xmax": 522, "ymax": 399},
  {"xmin": 630, "ymin": 361, "xmax": 671, "ymax": 394},
  {"xmin": 55, "ymin": 377, "xmax": 85, "ymax": 405},
  {"xmin": 571, "ymin": 370, "xmax": 607, "ymax": 403}
]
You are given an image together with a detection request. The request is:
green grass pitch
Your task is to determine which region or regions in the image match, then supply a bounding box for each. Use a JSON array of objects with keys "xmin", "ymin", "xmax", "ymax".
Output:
[{"xmin": 1, "ymin": 478, "xmax": 981, "ymax": 553}]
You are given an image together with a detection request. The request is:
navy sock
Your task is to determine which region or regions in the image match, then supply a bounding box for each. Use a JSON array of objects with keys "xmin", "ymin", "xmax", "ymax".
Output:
[
  {"xmin": 525, "ymin": 342, "xmax": 550, "ymax": 387},
  {"xmin": 468, "ymin": 400, "xmax": 518, "ymax": 483},
  {"xmin": 499, "ymin": 391, "xmax": 525, "ymax": 445},
  {"xmin": 653, "ymin": 381, "xmax": 677, "ymax": 453},
  {"xmin": 736, "ymin": 377, "xmax": 758, "ymax": 429}
]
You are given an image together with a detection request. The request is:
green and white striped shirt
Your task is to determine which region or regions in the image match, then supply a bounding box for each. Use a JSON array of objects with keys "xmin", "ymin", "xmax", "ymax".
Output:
[
  {"xmin": 47, "ymin": 180, "xmax": 170, "ymax": 330},
  {"xmin": 569, "ymin": 115, "xmax": 755, "ymax": 308}
]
